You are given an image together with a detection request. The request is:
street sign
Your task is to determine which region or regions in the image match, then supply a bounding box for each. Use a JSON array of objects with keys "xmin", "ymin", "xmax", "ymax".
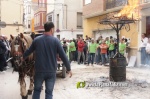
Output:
[{"xmin": 0, "ymin": 21, "xmax": 6, "ymax": 28}]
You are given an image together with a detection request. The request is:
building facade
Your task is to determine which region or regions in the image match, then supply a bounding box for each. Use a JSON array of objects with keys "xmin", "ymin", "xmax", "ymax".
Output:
[
  {"xmin": 33, "ymin": 0, "xmax": 47, "ymax": 33},
  {"xmin": 0, "ymin": 0, "xmax": 24, "ymax": 37},
  {"xmin": 23, "ymin": 0, "xmax": 33, "ymax": 33},
  {"xmin": 83, "ymin": 0, "xmax": 150, "ymax": 65},
  {"xmin": 47, "ymin": 0, "xmax": 83, "ymax": 40}
]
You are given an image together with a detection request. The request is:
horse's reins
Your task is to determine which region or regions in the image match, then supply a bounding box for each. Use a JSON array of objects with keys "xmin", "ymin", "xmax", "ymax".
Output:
[{"xmin": 13, "ymin": 36, "xmax": 34, "ymax": 73}]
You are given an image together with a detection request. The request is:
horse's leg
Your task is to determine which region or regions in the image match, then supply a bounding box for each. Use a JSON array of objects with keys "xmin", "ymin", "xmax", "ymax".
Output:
[
  {"xmin": 28, "ymin": 76, "xmax": 34, "ymax": 95},
  {"xmin": 20, "ymin": 78, "xmax": 28, "ymax": 99}
]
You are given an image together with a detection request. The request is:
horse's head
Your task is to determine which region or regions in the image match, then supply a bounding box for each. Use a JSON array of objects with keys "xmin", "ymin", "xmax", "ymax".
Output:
[{"xmin": 10, "ymin": 33, "xmax": 28, "ymax": 67}]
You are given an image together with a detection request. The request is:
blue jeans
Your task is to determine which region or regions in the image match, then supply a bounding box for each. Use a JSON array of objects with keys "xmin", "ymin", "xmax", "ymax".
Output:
[
  {"xmin": 141, "ymin": 47, "xmax": 147, "ymax": 65},
  {"xmin": 32, "ymin": 72, "xmax": 56, "ymax": 99},
  {"xmin": 95, "ymin": 49, "xmax": 101, "ymax": 64},
  {"xmin": 88, "ymin": 53, "xmax": 95, "ymax": 65},
  {"xmin": 146, "ymin": 53, "xmax": 150, "ymax": 66},
  {"xmin": 101, "ymin": 53, "xmax": 108, "ymax": 64},
  {"xmin": 78, "ymin": 51, "xmax": 85, "ymax": 64},
  {"xmin": 109, "ymin": 50, "xmax": 114, "ymax": 58}
]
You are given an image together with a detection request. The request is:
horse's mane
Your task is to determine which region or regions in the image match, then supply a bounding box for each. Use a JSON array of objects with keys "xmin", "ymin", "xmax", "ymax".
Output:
[
  {"xmin": 22, "ymin": 34, "xmax": 34, "ymax": 62},
  {"xmin": 10, "ymin": 34, "xmax": 34, "ymax": 62}
]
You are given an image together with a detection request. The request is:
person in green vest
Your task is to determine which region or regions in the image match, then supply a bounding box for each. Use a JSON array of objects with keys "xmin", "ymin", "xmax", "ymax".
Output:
[
  {"xmin": 119, "ymin": 39, "xmax": 126, "ymax": 55},
  {"xmin": 98, "ymin": 36, "xmax": 103, "ymax": 44},
  {"xmin": 69, "ymin": 39, "xmax": 76, "ymax": 63},
  {"xmin": 105, "ymin": 37, "xmax": 110, "ymax": 45},
  {"xmin": 87, "ymin": 38, "xmax": 97, "ymax": 66},
  {"xmin": 109, "ymin": 40, "xmax": 115, "ymax": 58},
  {"xmin": 61, "ymin": 38, "xmax": 65, "ymax": 45}
]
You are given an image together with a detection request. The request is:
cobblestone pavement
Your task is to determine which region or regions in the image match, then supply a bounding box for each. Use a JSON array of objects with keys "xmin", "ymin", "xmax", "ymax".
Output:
[{"xmin": 0, "ymin": 62, "xmax": 150, "ymax": 99}]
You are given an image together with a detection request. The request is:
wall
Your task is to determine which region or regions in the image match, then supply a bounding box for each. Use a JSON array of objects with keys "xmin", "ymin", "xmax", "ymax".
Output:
[
  {"xmin": 83, "ymin": 15, "xmax": 106, "ymax": 38},
  {"xmin": 83, "ymin": 15, "xmax": 138, "ymax": 48},
  {"xmin": 54, "ymin": 30, "xmax": 83, "ymax": 40},
  {"xmin": 53, "ymin": 0, "xmax": 64, "ymax": 30},
  {"xmin": 53, "ymin": 0, "xmax": 83, "ymax": 30},
  {"xmin": 1, "ymin": 0, "xmax": 24, "ymax": 38},
  {"xmin": 51, "ymin": 0, "xmax": 83, "ymax": 39},
  {"xmin": 83, "ymin": 0, "xmax": 104, "ymax": 16},
  {"xmin": 120, "ymin": 23, "xmax": 138, "ymax": 48},
  {"xmin": 64, "ymin": 0, "xmax": 83, "ymax": 30},
  {"xmin": 47, "ymin": 0, "xmax": 54, "ymax": 14},
  {"xmin": 24, "ymin": 0, "xmax": 32, "ymax": 33}
]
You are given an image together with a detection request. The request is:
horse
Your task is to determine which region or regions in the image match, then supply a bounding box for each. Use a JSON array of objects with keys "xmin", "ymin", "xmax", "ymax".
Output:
[{"xmin": 10, "ymin": 33, "xmax": 34, "ymax": 99}]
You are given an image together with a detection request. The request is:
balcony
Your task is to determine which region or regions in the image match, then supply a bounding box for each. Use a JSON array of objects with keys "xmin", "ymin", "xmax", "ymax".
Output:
[
  {"xmin": 140, "ymin": 0, "xmax": 150, "ymax": 4},
  {"xmin": 140, "ymin": 0, "xmax": 150, "ymax": 9},
  {"xmin": 106, "ymin": 0, "xmax": 127, "ymax": 10}
]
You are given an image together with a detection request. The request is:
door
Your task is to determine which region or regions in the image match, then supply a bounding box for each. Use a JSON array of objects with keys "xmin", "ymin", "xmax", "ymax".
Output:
[
  {"xmin": 57, "ymin": 35, "xmax": 60, "ymax": 40},
  {"xmin": 93, "ymin": 29, "xmax": 116, "ymax": 40},
  {"xmin": 146, "ymin": 16, "xmax": 150, "ymax": 38}
]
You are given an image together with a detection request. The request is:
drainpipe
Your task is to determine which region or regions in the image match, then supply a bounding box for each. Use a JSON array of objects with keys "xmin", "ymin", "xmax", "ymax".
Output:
[{"xmin": 64, "ymin": 4, "xmax": 67, "ymax": 29}]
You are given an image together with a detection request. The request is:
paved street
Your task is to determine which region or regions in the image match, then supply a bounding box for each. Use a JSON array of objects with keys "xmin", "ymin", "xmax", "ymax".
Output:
[{"xmin": 0, "ymin": 63, "xmax": 150, "ymax": 99}]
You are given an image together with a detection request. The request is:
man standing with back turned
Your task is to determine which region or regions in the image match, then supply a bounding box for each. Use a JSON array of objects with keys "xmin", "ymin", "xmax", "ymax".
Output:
[{"xmin": 22, "ymin": 22, "xmax": 72, "ymax": 99}]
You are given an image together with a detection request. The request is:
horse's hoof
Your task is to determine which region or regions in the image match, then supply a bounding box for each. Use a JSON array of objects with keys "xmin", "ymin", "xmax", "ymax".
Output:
[
  {"xmin": 22, "ymin": 95, "xmax": 28, "ymax": 99},
  {"xmin": 28, "ymin": 90, "xmax": 33, "ymax": 95}
]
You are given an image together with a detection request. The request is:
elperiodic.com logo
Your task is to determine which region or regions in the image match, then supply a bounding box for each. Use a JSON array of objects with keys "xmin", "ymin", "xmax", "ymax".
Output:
[{"xmin": 76, "ymin": 81, "xmax": 129, "ymax": 89}]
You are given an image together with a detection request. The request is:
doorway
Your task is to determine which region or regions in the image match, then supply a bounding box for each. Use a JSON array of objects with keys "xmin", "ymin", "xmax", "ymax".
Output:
[
  {"xmin": 57, "ymin": 35, "xmax": 60, "ymax": 40},
  {"xmin": 146, "ymin": 16, "xmax": 150, "ymax": 38}
]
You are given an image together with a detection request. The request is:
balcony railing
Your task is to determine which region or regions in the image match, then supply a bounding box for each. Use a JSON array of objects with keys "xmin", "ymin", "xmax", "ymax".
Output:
[
  {"xmin": 140, "ymin": 0, "xmax": 150, "ymax": 4},
  {"xmin": 106, "ymin": 0, "xmax": 127, "ymax": 10}
]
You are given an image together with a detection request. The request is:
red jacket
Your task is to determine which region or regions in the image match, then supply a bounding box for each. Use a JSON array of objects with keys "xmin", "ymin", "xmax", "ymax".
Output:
[{"xmin": 78, "ymin": 41, "xmax": 84, "ymax": 52}]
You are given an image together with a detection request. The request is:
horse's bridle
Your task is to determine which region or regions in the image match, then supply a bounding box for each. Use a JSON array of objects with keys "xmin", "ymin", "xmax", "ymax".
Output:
[{"xmin": 13, "ymin": 36, "xmax": 28, "ymax": 66}]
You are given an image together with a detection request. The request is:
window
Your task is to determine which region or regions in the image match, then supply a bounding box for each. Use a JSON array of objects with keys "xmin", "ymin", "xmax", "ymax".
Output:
[
  {"xmin": 48, "ymin": 15, "xmax": 52, "ymax": 22},
  {"xmin": 28, "ymin": 20, "xmax": 31, "ymax": 28},
  {"xmin": 39, "ymin": 0, "xmax": 45, "ymax": 7},
  {"xmin": 77, "ymin": 12, "xmax": 83, "ymax": 29},
  {"xmin": 24, "ymin": 20, "xmax": 27, "ymax": 29},
  {"xmin": 106, "ymin": 0, "xmax": 127, "ymax": 10},
  {"xmin": 28, "ymin": 5, "xmax": 31, "ymax": 14},
  {"xmin": 85, "ymin": 0, "xmax": 91, "ymax": 5},
  {"xmin": 38, "ymin": 14, "xmax": 40, "ymax": 26},
  {"xmin": 34, "ymin": 15, "xmax": 36, "ymax": 26},
  {"xmin": 41, "ymin": 13, "xmax": 45, "ymax": 26},
  {"xmin": 42, "ymin": 0, "xmax": 45, "ymax": 7},
  {"xmin": 39, "ymin": 0, "xmax": 42, "ymax": 7},
  {"xmin": 57, "ymin": 14, "xmax": 59, "ymax": 29},
  {"xmin": 77, "ymin": 35, "xmax": 83, "ymax": 39}
]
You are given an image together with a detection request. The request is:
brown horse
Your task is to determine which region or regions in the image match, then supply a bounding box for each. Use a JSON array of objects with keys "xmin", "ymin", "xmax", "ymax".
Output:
[{"xmin": 10, "ymin": 33, "xmax": 34, "ymax": 99}]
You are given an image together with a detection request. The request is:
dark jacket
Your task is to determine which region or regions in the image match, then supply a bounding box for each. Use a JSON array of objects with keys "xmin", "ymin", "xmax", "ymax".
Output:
[
  {"xmin": 0, "ymin": 40, "xmax": 6, "ymax": 55},
  {"xmin": 23, "ymin": 35, "xmax": 71, "ymax": 73}
]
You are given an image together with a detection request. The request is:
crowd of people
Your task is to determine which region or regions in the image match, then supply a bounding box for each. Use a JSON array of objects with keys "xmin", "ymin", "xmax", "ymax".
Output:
[
  {"xmin": 61, "ymin": 35, "xmax": 129, "ymax": 66},
  {"xmin": 1, "ymin": 33, "xmax": 150, "ymax": 73},
  {"xmin": 0, "ymin": 35, "xmax": 11, "ymax": 73}
]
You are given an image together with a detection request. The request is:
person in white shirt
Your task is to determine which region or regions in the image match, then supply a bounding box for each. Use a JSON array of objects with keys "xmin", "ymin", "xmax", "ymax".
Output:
[
  {"xmin": 145, "ymin": 38, "xmax": 150, "ymax": 66},
  {"xmin": 140, "ymin": 33, "xmax": 148, "ymax": 66}
]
